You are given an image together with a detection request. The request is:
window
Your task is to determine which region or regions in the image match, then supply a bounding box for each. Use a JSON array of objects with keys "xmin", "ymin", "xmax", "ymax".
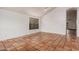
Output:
[{"xmin": 29, "ymin": 17, "xmax": 39, "ymax": 30}]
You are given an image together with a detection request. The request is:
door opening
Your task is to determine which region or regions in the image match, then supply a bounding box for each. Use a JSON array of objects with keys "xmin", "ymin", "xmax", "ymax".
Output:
[{"xmin": 66, "ymin": 8, "xmax": 77, "ymax": 40}]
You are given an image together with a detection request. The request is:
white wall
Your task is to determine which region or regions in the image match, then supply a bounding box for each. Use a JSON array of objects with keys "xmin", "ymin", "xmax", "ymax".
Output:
[
  {"xmin": 1, "ymin": 7, "xmax": 79, "ymax": 40},
  {"xmin": 77, "ymin": 8, "xmax": 79, "ymax": 37},
  {"xmin": 41, "ymin": 7, "xmax": 79, "ymax": 36},
  {"xmin": 0, "ymin": 9, "xmax": 40, "ymax": 40},
  {"xmin": 41, "ymin": 7, "xmax": 68, "ymax": 35}
]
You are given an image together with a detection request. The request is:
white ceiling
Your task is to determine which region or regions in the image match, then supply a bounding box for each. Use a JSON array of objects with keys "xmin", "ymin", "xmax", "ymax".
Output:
[{"xmin": 0, "ymin": 7, "xmax": 55, "ymax": 18}]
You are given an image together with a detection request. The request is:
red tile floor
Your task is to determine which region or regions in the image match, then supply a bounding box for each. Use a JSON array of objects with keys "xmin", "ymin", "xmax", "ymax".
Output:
[{"xmin": 0, "ymin": 32, "xmax": 79, "ymax": 51}]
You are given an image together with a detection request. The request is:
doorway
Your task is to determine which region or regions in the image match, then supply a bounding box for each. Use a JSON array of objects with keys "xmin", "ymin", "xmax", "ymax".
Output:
[{"xmin": 66, "ymin": 8, "xmax": 77, "ymax": 40}]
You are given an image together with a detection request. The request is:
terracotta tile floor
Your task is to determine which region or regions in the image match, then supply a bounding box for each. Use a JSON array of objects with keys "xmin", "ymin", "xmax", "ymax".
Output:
[{"xmin": 0, "ymin": 32, "xmax": 79, "ymax": 51}]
